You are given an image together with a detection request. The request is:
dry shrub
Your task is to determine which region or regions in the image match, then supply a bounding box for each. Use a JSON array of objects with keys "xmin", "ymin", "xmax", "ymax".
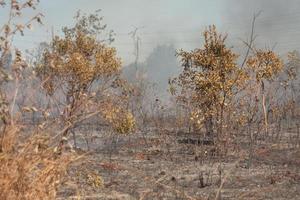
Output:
[
  {"xmin": 0, "ymin": 1, "xmax": 74, "ymax": 198},
  {"xmin": 0, "ymin": 125, "xmax": 80, "ymax": 200}
]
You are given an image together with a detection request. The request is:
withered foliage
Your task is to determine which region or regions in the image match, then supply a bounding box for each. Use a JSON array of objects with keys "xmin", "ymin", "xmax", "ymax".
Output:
[
  {"xmin": 0, "ymin": 3, "xmax": 134, "ymax": 200},
  {"xmin": 170, "ymin": 25, "xmax": 248, "ymax": 139},
  {"xmin": 0, "ymin": 1, "xmax": 299, "ymax": 199},
  {"xmin": 36, "ymin": 11, "xmax": 135, "ymax": 137},
  {"xmin": 247, "ymin": 50, "xmax": 283, "ymax": 82},
  {"xmin": 0, "ymin": 1, "xmax": 76, "ymax": 200},
  {"xmin": 0, "ymin": 126, "xmax": 79, "ymax": 200},
  {"xmin": 0, "ymin": 0, "xmax": 43, "ymax": 132},
  {"xmin": 170, "ymin": 25, "xmax": 290, "ymax": 148},
  {"xmin": 247, "ymin": 49, "xmax": 283, "ymax": 133}
]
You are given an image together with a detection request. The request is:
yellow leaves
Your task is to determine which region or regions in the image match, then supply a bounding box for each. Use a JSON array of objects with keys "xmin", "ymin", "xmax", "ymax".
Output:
[
  {"xmin": 115, "ymin": 112, "xmax": 135, "ymax": 134},
  {"xmin": 75, "ymin": 31, "xmax": 97, "ymax": 54},
  {"xmin": 35, "ymin": 12, "xmax": 133, "ymax": 139},
  {"xmin": 87, "ymin": 173, "xmax": 103, "ymax": 188},
  {"xmin": 37, "ymin": 28, "xmax": 121, "ymax": 95},
  {"xmin": 247, "ymin": 50, "xmax": 283, "ymax": 82},
  {"xmin": 12, "ymin": 49, "xmax": 28, "ymax": 72},
  {"xmin": 285, "ymin": 51, "xmax": 300, "ymax": 80},
  {"xmin": 190, "ymin": 110, "xmax": 205, "ymax": 129},
  {"xmin": 173, "ymin": 26, "xmax": 245, "ymax": 109},
  {"xmin": 67, "ymin": 52, "xmax": 93, "ymax": 83},
  {"xmin": 102, "ymin": 106, "xmax": 135, "ymax": 134},
  {"xmin": 174, "ymin": 25, "xmax": 243, "ymax": 105},
  {"xmin": 171, "ymin": 25, "xmax": 252, "ymax": 136},
  {"xmin": 94, "ymin": 46, "xmax": 121, "ymax": 76}
]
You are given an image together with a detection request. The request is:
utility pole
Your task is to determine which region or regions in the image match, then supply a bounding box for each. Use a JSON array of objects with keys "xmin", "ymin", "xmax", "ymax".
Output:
[{"xmin": 129, "ymin": 26, "xmax": 144, "ymax": 77}]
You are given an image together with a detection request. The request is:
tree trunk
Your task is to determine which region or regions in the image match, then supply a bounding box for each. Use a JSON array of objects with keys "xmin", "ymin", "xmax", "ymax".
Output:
[
  {"xmin": 261, "ymin": 81, "xmax": 268, "ymax": 136},
  {"xmin": 205, "ymin": 114, "xmax": 214, "ymax": 139}
]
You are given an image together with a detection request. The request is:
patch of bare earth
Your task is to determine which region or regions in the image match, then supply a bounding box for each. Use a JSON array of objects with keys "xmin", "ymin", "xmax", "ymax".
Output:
[{"xmin": 57, "ymin": 131, "xmax": 300, "ymax": 200}]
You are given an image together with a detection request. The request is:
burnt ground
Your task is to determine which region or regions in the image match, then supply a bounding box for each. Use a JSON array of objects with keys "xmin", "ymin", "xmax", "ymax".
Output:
[{"xmin": 57, "ymin": 129, "xmax": 300, "ymax": 200}]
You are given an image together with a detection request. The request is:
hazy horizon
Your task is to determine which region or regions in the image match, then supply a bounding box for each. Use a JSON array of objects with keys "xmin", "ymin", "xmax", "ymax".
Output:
[{"xmin": 1, "ymin": 0, "xmax": 298, "ymax": 66}]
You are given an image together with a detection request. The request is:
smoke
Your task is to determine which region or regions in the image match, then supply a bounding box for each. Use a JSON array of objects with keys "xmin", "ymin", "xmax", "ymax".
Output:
[
  {"xmin": 221, "ymin": 0, "xmax": 300, "ymax": 54},
  {"xmin": 123, "ymin": 44, "xmax": 180, "ymax": 102},
  {"xmin": 144, "ymin": 44, "xmax": 180, "ymax": 92}
]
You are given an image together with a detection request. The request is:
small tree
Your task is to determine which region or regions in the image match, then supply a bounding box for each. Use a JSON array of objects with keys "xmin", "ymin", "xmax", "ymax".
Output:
[
  {"xmin": 36, "ymin": 11, "xmax": 134, "ymax": 146},
  {"xmin": 284, "ymin": 51, "xmax": 300, "ymax": 105},
  {"xmin": 170, "ymin": 25, "xmax": 247, "ymax": 141},
  {"xmin": 247, "ymin": 49, "xmax": 283, "ymax": 134}
]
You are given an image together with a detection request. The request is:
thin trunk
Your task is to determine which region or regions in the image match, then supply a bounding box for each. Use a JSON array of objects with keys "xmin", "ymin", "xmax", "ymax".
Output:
[
  {"xmin": 261, "ymin": 81, "xmax": 268, "ymax": 136},
  {"xmin": 219, "ymin": 92, "xmax": 227, "ymax": 140},
  {"xmin": 205, "ymin": 114, "xmax": 214, "ymax": 139}
]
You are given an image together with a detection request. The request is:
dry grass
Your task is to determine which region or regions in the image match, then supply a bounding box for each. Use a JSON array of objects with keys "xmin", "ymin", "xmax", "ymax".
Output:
[{"xmin": 0, "ymin": 125, "xmax": 80, "ymax": 200}]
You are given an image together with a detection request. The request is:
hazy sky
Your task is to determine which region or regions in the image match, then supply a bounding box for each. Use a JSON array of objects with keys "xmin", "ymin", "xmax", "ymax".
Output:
[{"xmin": 4, "ymin": 0, "xmax": 300, "ymax": 64}]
